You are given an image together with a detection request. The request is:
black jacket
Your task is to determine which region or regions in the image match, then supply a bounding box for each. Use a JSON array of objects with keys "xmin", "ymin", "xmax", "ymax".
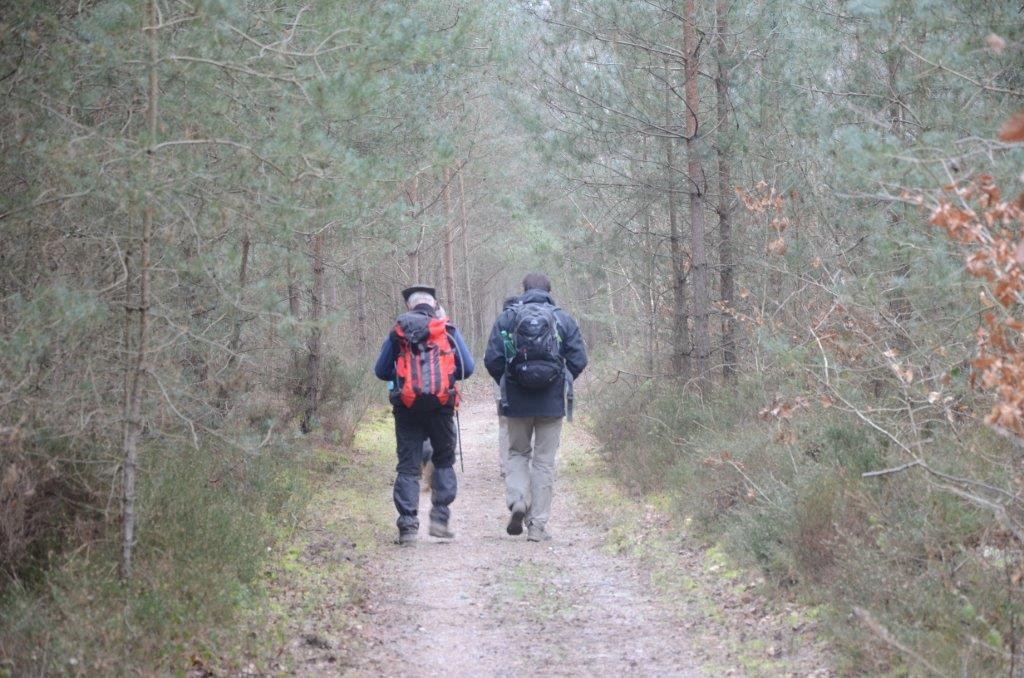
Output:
[{"xmin": 484, "ymin": 289, "xmax": 588, "ymax": 418}]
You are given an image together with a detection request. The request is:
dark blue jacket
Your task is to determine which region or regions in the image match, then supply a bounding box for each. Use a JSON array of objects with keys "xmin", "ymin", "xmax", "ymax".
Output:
[
  {"xmin": 484, "ymin": 289, "xmax": 588, "ymax": 418},
  {"xmin": 374, "ymin": 311, "xmax": 475, "ymax": 383}
]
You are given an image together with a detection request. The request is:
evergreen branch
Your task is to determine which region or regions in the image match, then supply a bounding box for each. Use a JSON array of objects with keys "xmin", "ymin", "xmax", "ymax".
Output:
[
  {"xmin": 0, "ymin": 190, "xmax": 92, "ymax": 222},
  {"xmin": 166, "ymin": 55, "xmax": 305, "ymax": 85},
  {"xmin": 900, "ymin": 42, "xmax": 1024, "ymax": 98},
  {"xmin": 225, "ymin": 24, "xmax": 354, "ymax": 58},
  {"xmin": 147, "ymin": 138, "xmax": 286, "ymax": 174}
]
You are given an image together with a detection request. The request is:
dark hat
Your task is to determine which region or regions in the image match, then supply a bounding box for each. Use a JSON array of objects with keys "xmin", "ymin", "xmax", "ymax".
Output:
[{"xmin": 401, "ymin": 284, "xmax": 436, "ymax": 302}]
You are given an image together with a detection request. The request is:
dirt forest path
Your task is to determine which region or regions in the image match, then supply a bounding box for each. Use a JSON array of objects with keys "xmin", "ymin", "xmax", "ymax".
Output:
[
  {"xmin": 272, "ymin": 396, "xmax": 832, "ymax": 677},
  {"xmin": 337, "ymin": 397, "xmax": 703, "ymax": 677}
]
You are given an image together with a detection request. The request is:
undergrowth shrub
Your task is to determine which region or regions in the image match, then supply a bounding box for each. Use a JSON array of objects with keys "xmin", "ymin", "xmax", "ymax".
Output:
[
  {"xmin": 586, "ymin": 370, "xmax": 1024, "ymax": 674},
  {"xmin": 0, "ymin": 435, "xmax": 311, "ymax": 675},
  {"xmin": 1, "ymin": 428, "xmax": 108, "ymax": 588},
  {"xmin": 281, "ymin": 355, "xmax": 373, "ymax": 444}
]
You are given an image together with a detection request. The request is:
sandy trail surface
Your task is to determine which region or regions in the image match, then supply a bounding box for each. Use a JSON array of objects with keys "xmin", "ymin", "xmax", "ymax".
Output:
[
  {"xmin": 337, "ymin": 397, "xmax": 701, "ymax": 677},
  {"xmin": 269, "ymin": 397, "xmax": 830, "ymax": 677}
]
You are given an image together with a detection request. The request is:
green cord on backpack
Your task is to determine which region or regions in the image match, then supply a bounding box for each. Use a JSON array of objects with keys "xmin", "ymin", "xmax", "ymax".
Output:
[{"xmin": 500, "ymin": 329, "xmax": 515, "ymax": 361}]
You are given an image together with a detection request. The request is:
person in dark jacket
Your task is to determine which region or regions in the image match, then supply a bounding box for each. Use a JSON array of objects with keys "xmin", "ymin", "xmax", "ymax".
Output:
[
  {"xmin": 484, "ymin": 272, "xmax": 587, "ymax": 542},
  {"xmin": 375, "ymin": 285, "xmax": 474, "ymax": 546}
]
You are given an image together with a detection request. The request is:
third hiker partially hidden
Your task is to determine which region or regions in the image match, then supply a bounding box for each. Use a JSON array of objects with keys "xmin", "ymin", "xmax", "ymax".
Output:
[{"xmin": 484, "ymin": 272, "xmax": 588, "ymax": 542}]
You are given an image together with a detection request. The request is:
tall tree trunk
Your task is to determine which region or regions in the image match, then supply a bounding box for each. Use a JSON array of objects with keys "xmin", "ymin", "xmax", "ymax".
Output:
[
  {"xmin": 406, "ymin": 175, "xmax": 421, "ymax": 282},
  {"xmin": 407, "ymin": 248, "xmax": 420, "ymax": 283},
  {"xmin": 227, "ymin": 230, "xmax": 252, "ymax": 355},
  {"xmin": 122, "ymin": 0, "xmax": 158, "ymax": 579},
  {"xmin": 442, "ymin": 166, "xmax": 456, "ymax": 311},
  {"xmin": 216, "ymin": 230, "xmax": 251, "ymax": 410},
  {"xmin": 715, "ymin": 0, "xmax": 736, "ymax": 383},
  {"xmin": 301, "ymin": 232, "xmax": 325, "ymax": 434},
  {"xmin": 665, "ymin": 67, "xmax": 691, "ymax": 379},
  {"xmin": 121, "ymin": 218, "xmax": 134, "ymax": 417},
  {"xmin": 645, "ymin": 233, "xmax": 657, "ymax": 376},
  {"xmin": 638, "ymin": 144, "xmax": 656, "ymax": 375},
  {"xmin": 683, "ymin": 0, "xmax": 712, "ymax": 390},
  {"xmin": 458, "ymin": 170, "xmax": 476, "ymax": 345},
  {"xmin": 607, "ymin": 278, "xmax": 620, "ymax": 348},
  {"xmin": 884, "ymin": 49, "xmax": 912, "ymax": 351},
  {"xmin": 355, "ymin": 263, "xmax": 368, "ymax": 352},
  {"xmin": 182, "ymin": 235, "xmax": 208, "ymax": 385},
  {"xmin": 286, "ymin": 251, "xmax": 302, "ymax": 320}
]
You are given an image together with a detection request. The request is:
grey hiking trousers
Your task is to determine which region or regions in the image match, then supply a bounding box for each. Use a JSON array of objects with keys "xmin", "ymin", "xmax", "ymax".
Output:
[
  {"xmin": 498, "ymin": 414, "xmax": 510, "ymax": 476},
  {"xmin": 495, "ymin": 386, "xmax": 509, "ymax": 476},
  {"xmin": 505, "ymin": 416, "xmax": 563, "ymax": 530}
]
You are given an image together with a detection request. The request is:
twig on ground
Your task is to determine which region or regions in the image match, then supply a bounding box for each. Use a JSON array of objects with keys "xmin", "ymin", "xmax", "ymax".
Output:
[{"xmin": 854, "ymin": 607, "xmax": 950, "ymax": 677}]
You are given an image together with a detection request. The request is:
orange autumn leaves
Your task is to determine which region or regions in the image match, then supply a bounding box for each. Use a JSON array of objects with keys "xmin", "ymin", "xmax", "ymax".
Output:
[
  {"xmin": 999, "ymin": 110, "xmax": 1024, "ymax": 143},
  {"xmin": 929, "ymin": 174, "xmax": 1024, "ymax": 436},
  {"xmin": 736, "ymin": 181, "xmax": 792, "ymax": 256}
]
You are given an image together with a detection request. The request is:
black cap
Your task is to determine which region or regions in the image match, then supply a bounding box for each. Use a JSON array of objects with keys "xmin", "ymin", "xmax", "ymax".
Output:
[{"xmin": 401, "ymin": 284, "xmax": 436, "ymax": 302}]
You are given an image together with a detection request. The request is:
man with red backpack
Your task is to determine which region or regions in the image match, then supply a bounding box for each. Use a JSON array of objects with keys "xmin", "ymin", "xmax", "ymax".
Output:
[
  {"xmin": 374, "ymin": 284, "xmax": 474, "ymax": 546},
  {"xmin": 484, "ymin": 273, "xmax": 588, "ymax": 542}
]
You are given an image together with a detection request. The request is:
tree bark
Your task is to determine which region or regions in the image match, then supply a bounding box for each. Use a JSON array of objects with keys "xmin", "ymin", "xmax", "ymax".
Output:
[
  {"xmin": 683, "ymin": 0, "xmax": 712, "ymax": 390},
  {"xmin": 216, "ymin": 230, "xmax": 251, "ymax": 410},
  {"xmin": 607, "ymin": 278, "xmax": 620, "ymax": 348},
  {"xmin": 182, "ymin": 232, "xmax": 208, "ymax": 385},
  {"xmin": 715, "ymin": 0, "xmax": 736, "ymax": 383},
  {"xmin": 406, "ymin": 175, "xmax": 421, "ymax": 282},
  {"xmin": 301, "ymin": 232, "xmax": 325, "ymax": 434},
  {"xmin": 458, "ymin": 169, "xmax": 475, "ymax": 346},
  {"xmin": 665, "ymin": 66, "xmax": 691, "ymax": 379},
  {"xmin": 227, "ymin": 230, "xmax": 252, "ymax": 355},
  {"xmin": 286, "ymin": 253, "xmax": 302, "ymax": 320},
  {"xmin": 122, "ymin": 0, "xmax": 158, "ymax": 579},
  {"xmin": 884, "ymin": 49, "xmax": 912, "ymax": 351},
  {"xmin": 638, "ymin": 145, "xmax": 656, "ymax": 375},
  {"xmin": 355, "ymin": 263, "xmax": 368, "ymax": 352},
  {"xmin": 442, "ymin": 166, "xmax": 456, "ymax": 312}
]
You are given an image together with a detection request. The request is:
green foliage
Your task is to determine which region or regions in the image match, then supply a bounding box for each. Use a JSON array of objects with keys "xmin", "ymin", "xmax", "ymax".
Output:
[
  {"xmin": 0, "ymin": 0, "xmax": 497, "ymax": 671},
  {"xmin": 0, "ymin": 436, "xmax": 311, "ymax": 674},
  {"xmin": 586, "ymin": 369, "xmax": 1024, "ymax": 674}
]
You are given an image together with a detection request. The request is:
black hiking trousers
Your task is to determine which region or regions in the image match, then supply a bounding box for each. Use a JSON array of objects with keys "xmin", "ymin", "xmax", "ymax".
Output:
[{"xmin": 392, "ymin": 404, "xmax": 457, "ymax": 532}]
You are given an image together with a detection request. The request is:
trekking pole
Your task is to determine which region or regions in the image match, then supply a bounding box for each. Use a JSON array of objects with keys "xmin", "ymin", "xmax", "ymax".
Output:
[{"xmin": 455, "ymin": 407, "xmax": 465, "ymax": 473}]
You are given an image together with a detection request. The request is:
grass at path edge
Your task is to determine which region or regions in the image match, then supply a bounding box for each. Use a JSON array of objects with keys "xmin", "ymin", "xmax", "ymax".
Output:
[{"xmin": 561, "ymin": 421, "xmax": 832, "ymax": 676}]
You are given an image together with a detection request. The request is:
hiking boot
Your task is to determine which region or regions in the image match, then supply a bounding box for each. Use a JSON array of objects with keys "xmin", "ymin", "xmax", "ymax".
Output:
[
  {"xmin": 429, "ymin": 520, "xmax": 455, "ymax": 539},
  {"xmin": 506, "ymin": 500, "xmax": 527, "ymax": 536},
  {"xmin": 397, "ymin": 529, "xmax": 417, "ymax": 546},
  {"xmin": 527, "ymin": 525, "xmax": 552, "ymax": 542}
]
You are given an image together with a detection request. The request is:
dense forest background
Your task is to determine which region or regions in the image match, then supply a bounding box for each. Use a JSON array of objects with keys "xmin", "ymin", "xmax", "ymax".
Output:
[{"xmin": 2, "ymin": 0, "xmax": 1024, "ymax": 674}]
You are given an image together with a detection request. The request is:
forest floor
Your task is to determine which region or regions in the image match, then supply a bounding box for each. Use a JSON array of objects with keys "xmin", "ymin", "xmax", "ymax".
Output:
[{"xmin": 242, "ymin": 397, "xmax": 834, "ymax": 676}]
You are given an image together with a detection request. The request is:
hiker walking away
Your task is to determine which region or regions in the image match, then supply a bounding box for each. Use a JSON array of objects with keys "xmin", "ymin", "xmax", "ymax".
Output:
[
  {"xmin": 495, "ymin": 295, "xmax": 518, "ymax": 479},
  {"xmin": 375, "ymin": 285, "xmax": 474, "ymax": 546},
  {"xmin": 484, "ymin": 273, "xmax": 588, "ymax": 542}
]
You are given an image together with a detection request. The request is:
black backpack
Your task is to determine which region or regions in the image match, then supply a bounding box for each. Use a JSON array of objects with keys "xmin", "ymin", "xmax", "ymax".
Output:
[{"xmin": 507, "ymin": 302, "xmax": 564, "ymax": 389}]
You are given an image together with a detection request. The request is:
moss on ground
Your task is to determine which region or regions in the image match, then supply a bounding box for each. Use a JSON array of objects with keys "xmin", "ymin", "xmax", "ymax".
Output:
[{"xmin": 237, "ymin": 407, "xmax": 396, "ymax": 673}]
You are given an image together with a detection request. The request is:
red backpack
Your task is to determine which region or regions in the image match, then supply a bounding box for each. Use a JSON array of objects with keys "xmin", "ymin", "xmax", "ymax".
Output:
[{"xmin": 392, "ymin": 311, "xmax": 459, "ymax": 410}]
